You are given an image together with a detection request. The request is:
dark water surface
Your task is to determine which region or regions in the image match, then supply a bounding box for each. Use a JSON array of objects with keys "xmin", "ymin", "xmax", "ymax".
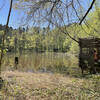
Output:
[{"xmin": 2, "ymin": 52, "xmax": 78, "ymax": 73}]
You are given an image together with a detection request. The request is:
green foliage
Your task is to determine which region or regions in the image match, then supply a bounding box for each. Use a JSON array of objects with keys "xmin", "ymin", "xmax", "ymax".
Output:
[{"xmin": 1, "ymin": 5, "xmax": 100, "ymax": 54}]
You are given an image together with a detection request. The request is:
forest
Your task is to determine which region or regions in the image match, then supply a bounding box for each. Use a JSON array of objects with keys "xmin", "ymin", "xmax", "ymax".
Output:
[{"xmin": 0, "ymin": 0, "xmax": 100, "ymax": 100}]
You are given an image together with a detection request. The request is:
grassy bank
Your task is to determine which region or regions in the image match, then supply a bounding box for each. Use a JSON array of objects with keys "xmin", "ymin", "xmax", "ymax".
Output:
[
  {"xmin": 0, "ymin": 53, "xmax": 100, "ymax": 100},
  {"xmin": 0, "ymin": 71, "xmax": 100, "ymax": 100}
]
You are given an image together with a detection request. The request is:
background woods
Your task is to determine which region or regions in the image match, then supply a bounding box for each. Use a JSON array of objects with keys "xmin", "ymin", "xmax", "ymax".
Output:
[{"xmin": 0, "ymin": 0, "xmax": 100, "ymax": 100}]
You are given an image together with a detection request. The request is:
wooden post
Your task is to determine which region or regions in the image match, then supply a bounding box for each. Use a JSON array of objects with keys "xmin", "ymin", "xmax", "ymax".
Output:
[
  {"xmin": 15, "ymin": 57, "xmax": 19, "ymax": 70},
  {"xmin": 0, "ymin": 77, "xmax": 4, "ymax": 90}
]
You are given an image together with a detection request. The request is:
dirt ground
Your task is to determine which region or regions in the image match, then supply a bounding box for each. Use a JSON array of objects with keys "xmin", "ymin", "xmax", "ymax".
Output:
[{"xmin": 0, "ymin": 71, "xmax": 100, "ymax": 100}]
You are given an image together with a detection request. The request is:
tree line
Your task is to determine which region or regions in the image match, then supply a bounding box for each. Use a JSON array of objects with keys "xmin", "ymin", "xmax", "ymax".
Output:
[{"xmin": 0, "ymin": 1, "xmax": 100, "ymax": 55}]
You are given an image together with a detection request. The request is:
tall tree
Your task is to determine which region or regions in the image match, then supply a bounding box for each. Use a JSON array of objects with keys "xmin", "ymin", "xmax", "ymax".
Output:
[
  {"xmin": 0, "ymin": 0, "xmax": 13, "ymax": 75},
  {"xmin": 14, "ymin": 0, "xmax": 96, "ymax": 43}
]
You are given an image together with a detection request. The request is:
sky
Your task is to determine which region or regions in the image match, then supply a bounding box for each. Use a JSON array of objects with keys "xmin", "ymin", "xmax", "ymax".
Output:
[
  {"xmin": 0, "ymin": 0, "xmax": 96, "ymax": 29},
  {"xmin": 0, "ymin": 0, "xmax": 24, "ymax": 29}
]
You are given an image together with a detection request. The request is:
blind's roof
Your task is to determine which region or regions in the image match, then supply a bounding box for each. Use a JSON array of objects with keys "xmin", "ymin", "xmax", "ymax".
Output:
[{"xmin": 79, "ymin": 38, "xmax": 100, "ymax": 48}]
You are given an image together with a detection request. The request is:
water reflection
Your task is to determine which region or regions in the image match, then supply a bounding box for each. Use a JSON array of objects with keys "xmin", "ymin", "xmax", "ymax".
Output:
[{"xmin": 2, "ymin": 52, "xmax": 78, "ymax": 73}]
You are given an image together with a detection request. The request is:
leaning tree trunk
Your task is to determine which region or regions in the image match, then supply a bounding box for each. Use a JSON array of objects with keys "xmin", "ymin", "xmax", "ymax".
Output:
[{"xmin": 0, "ymin": 0, "xmax": 13, "ymax": 89}]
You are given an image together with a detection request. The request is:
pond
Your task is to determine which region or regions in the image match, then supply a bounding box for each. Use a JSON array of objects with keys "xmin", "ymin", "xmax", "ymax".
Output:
[{"xmin": 1, "ymin": 52, "xmax": 79, "ymax": 73}]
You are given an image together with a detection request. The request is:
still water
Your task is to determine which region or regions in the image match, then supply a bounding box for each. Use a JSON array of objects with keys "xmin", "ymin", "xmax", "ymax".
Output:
[{"xmin": 2, "ymin": 52, "xmax": 78, "ymax": 73}]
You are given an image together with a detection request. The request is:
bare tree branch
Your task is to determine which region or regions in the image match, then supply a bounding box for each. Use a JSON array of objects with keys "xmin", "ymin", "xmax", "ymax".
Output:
[
  {"xmin": 79, "ymin": 0, "xmax": 96, "ymax": 25},
  {"xmin": 0, "ymin": 0, "xmax": 5, "ymax": 10},
  {"xmin": 14, "ymin": 0, "xmax": 92, "ymax": 43}
]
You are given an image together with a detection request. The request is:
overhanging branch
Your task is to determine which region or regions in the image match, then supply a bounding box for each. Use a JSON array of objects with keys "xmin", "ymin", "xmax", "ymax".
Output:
[{"xmin": 79, "ymin": 0, "xmax": 96, "ymax": 25}]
